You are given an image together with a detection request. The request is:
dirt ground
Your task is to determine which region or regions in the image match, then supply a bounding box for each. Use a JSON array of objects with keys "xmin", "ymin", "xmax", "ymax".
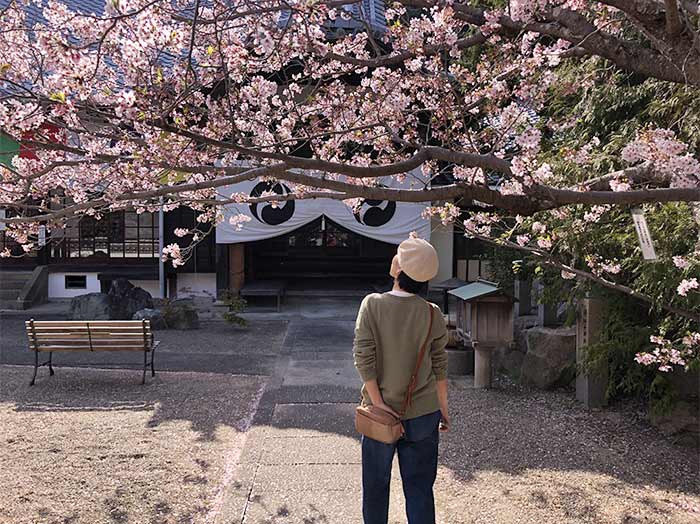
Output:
[
  {"xmin": 1, "ymin": 356, "xmax": 699, "ymax": 523},
  {"xmin": 0, "ymin": 366, "xmax": 266, "ymax": 524},
  {"xmin": 433, "ymin": 378, "xmax": 700, "ymax": 524}
]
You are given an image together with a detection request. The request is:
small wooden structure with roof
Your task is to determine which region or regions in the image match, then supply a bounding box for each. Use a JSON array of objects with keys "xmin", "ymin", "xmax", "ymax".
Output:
[{"xmin": 448, "ymin": 279, "xmax": 516, "ymax": 388}]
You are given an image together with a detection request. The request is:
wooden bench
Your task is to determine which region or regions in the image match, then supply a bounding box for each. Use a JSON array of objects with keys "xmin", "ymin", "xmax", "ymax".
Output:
[
  {"xmin": 239, "ymin": 280, "xmax": 286, "ymax": 312},
  {"xmin": 25, "ymin": 319, "xmax": 160, "ymax": 386}
]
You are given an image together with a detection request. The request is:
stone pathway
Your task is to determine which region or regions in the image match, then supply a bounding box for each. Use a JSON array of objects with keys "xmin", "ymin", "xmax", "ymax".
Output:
[{"xmin": 215, "ymin": 318, "xmax": 410, "ymax": 523}]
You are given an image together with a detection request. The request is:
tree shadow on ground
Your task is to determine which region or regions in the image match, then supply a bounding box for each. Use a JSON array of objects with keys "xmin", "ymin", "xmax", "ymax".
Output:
[
  {"xmin": 1, "ymin": 366, "xmax": 263, "ymax": 441},
  {"xmin": 262, "ymin": 381, "xmax": 700, "ymax": 497},
  {"xmin": 1, "ymin": 365, "xmax": 265, "ymax": 524}
]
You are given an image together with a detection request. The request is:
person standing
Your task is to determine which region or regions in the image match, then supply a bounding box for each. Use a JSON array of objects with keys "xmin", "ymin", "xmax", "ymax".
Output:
[{"xmin": 353, "ymin": 236, "xmax": 449, "ymax": 524}]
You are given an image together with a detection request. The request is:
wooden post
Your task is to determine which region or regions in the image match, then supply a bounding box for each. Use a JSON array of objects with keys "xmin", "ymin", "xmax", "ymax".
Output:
[
  {"xmin": 472, "ymin": 303, "xmax": 491, "ymax": 388},
  {"xmin": 228, "ymin": 243, "xmax": 245, "ymax": 292}
]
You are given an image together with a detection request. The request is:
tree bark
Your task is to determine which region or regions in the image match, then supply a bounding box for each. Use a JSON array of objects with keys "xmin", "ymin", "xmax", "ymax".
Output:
[{"xmin": 664, "ymin": 0, "xmax": 683, "ymax": 37}]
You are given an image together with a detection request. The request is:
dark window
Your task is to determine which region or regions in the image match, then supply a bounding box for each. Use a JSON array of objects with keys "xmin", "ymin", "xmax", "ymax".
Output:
[
  {"xmin": 65, "ymin": 275, "xmax": 87, "ymax": 289},
  {"xmin": 0, "ymin": 209, "xmax": 38, "ymax": 257},
  {"xmin": 53, "ymin": 211, "xmax": 159, "ymax": 259}
]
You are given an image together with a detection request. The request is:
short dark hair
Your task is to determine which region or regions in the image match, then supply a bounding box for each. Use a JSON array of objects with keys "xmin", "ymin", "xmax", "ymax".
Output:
[{"xmin": 397, "ymin": 271, "xmax": 426, "ymax": 294}]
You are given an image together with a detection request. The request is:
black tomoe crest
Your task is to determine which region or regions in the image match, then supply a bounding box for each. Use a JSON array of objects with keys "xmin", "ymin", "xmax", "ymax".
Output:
[
  {"xmin": 249, "ymin": 181, "xmax": 295, "ymax": 225},
  {"xmin": 353, "ymin": 198, "xmax": 397, "ymax": 227}
]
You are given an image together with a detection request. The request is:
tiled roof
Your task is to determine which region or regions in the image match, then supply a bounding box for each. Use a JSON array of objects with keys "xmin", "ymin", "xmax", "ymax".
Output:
[
  {"xmin": 279, "ymin": 0, "xmax": 388, "ymax": 34},
  {"xmin": 0, "ymin": 0, "xmax": 106, "ymax": 26},
  {"xmin": 1, "ymin": 0, "xmax": 386, "ymax": 33}
]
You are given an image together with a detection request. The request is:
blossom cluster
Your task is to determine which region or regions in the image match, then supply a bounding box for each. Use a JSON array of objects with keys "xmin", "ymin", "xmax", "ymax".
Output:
[
  {"xmin": 636, "ymin": 333, "xmax": 699, "ymax": 372},
  {"xmin": 622, "ymin": 129, "xmax": 700, "ymax": 188}
]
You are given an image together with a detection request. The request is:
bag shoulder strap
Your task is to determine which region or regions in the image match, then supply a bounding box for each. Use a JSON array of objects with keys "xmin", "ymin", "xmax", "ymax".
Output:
[{"xmin": 399, "ymin": 301, "xmax": 434, "ymax": 417}]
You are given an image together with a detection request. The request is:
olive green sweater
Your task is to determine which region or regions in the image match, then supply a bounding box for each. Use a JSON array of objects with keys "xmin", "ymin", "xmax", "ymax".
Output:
[{"xmin": 353, "ymin": 292, "xmax": 448, "ymax": 420}]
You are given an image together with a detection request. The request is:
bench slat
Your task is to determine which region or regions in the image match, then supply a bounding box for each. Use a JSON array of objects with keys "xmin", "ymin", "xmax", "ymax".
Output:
[
  {"xmin": 32, "ymin": 332, "xmax": 150, "ymax": 339},
  {"xmin": 30, "ymin": 345, "xmax": 151, "ymax": 352},
  {"xmin": 26, "ymin": 325, "xmax": 151, "ymax": 331},
  {"xmin": 28, "ymin": 326, "xmax": 151, "ymax": 331},
  {"xmin": 25, "ymin": 320, "xmax": 151, "ymax": 326},
  {"xmin": 26, "ymin": 319, "xmax": 155, "ymax": 353},
  {"xmin": 30, "ymin": 339, "xmax": 154, "ymax": 346}
]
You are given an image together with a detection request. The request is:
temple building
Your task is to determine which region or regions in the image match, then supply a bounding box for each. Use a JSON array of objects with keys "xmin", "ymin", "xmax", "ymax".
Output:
[{"xmin": 0, "ymin": 0, "xmax": 491, "ymax": 307}]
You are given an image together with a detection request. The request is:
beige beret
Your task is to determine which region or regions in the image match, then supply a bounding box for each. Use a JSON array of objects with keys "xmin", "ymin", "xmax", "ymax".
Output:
[{"xmin": 396, "ymin": 237, "xmax": 439, "ymax": 282}]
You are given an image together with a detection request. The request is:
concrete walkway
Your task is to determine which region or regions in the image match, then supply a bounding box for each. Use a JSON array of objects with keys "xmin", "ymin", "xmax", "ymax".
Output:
[{"xmin": 216, "ymin": 316, "xmax": 400, "ymax": 523}]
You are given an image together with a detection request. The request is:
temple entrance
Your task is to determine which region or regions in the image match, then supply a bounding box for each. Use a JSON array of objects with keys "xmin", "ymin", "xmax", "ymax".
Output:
[{"xmin": 245, "ymin": 216, "xmax": 395, "ymax": 287}]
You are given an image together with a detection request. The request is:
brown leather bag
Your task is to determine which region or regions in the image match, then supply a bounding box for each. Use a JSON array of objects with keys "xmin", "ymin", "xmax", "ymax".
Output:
[{"xmin": 355, "ymin": 302, "xmax": 434, "ymax": 444}]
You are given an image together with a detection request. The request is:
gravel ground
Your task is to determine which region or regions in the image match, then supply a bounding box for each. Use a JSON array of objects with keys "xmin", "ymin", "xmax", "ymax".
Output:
[
  {"xmin": 435, "ymin": 377, "xmax": 700, "ymax": 524},
  {"xmin": 0, "ymin": 365, "xmax": 266, "ymax": 524},
  {"xmin": 153, "ymin": 320, "xmax": 288, "ymax": 355},
  {"xmin": 0, "ymin": 318, "xmax": 288, "ymax": 359}
]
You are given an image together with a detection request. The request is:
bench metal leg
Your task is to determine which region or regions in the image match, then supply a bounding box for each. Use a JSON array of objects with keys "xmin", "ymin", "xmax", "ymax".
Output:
[
  {"xmin": 150, "ymin": 347, "xmax": 156, "ymax": 377},
  {"xmin": 30, "ymin": 350, "xmax": 38, "ymax": 386},
  {"xmin": 141, "ymin": 350, "xmax": 147, "ymax": 385},
  {"xmin": 48, "ymin": 352, "xmax": 54, "ymax": 376}
]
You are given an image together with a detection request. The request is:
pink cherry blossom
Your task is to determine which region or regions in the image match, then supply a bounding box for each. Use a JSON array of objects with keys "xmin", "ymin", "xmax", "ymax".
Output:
[
  {"xmin": 673, "ymin": 256, "xmax": 690, "ymax": 270},
  {"xmin": 677, "ymin": 278, "xmax": 699, "ymax": 296}
]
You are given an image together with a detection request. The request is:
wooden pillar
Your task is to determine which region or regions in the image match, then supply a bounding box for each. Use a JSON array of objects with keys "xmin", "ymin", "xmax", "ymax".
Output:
[{"xmin": 229, "ymin": 243, "xmax": 245, "ymax": 291}]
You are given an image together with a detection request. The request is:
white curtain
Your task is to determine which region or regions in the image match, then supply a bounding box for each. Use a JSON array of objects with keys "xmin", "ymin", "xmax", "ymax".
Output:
[{"xmin": 216, "ymin": 172, "xmax": 430, "ymax": 245}]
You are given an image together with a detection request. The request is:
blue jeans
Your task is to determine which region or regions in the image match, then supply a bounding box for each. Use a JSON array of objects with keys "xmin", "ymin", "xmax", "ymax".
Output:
[{"xmin": 361, "ymin": 410, "xmax": 441, "ymax": 524}]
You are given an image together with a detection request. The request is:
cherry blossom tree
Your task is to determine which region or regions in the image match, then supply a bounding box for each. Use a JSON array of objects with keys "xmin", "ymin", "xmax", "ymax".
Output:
[{"xmin": 0, "ymin": 0, "xmax": 699, "ymax": 369}]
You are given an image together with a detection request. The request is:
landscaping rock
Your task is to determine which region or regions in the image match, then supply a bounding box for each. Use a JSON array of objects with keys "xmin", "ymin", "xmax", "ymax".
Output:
[
  {"xmin": 69, "ymin": 292, "xmax": 112, "ymax": 320},
  {"xmin": 650, "ymin": 401, "xmax": 700, "ymax": 448},
  {"xmin": 132, "ymin": 308, "xmax": 167, "ymax": 330},
  {"xmin": 163, "ymin": 299, "xmax": 200, "ymax": 330},
  {"xmin": 667, "ymin": 368, "xmax": 700, "ymax": 400},
  {"xmin": 493, "ymin": 346, "xmax": 525, "ymax": 379},
  {"xmin": 107, "ymin": 278, "xmax": 153, "ymax": 320},
  {"xmin": 520, "ymin": 327, "xmax": 576, "ymax": 389},
  {"xmin": 514, "ymin": 315, "xmax": 539, "ymax": 353}
]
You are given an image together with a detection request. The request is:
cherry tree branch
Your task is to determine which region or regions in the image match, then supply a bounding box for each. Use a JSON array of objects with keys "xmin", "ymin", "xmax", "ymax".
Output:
[
  {"xmin": 324, "ymin": 32, "xmax": 488, "ymax": 68},
  {"xmin": 665, "ymin": 0, "xmax": 684, "ymax": 37},
  {"xmin": 399, "ymin": 1, "xmax": 700, "ymax": 85},
  {"xmin": 466, "ymin": 230, "xmax": 698, "ymax": 321}
]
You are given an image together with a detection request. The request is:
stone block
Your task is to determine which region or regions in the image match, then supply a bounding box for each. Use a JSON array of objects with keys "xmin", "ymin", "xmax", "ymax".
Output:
[
  {"xmin": 132, "ymin": 308, "xmax": 167, "ymax": 330},
  {"xmin": 107, "ymin": 278, "xmax": 154, "ymax": 320},
  {"xmin": 520, "ymin": 326, "xmax": 576, "ymax": 389},
  {"xmin": 493, "ymin": 346, "xmax": 524, "ymax": 379},
  {"xmin": 446, "ymin": 348, "xmax": 474, "ymax": 376},
  {"xmin": 68, "ymin": 292, "xmax": 112, "ymax": 320}
]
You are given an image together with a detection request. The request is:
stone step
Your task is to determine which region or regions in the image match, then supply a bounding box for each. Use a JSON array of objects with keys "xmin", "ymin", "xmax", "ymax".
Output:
[
  {"xmin": 0, "ymin": 299, "xmax": 25, "ymax": 310},
  {"xmin": 0, "ymin": 278, "xmax": 30, "ymax": 287},
  {"xmin": 0, "ymin": 283, "xmax": 24, "ymax": 291},
  {"xmin": 0, "ymin": 289, "xmax": 21, "ymax": 300},
  {"xmin": 0, "ymin": 276, "xmax": 32, "ymax": 287},
  {"xmin": 0, "ymin": 271, "xmax": 34, "ymax": 279}
]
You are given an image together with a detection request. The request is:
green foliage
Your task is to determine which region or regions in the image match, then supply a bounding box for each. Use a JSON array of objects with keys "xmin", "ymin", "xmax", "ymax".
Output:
[
  {"xmin": 521, "ymin": 61, "xmax": 700, "ymax": 403},
  {"xmin": 219, "ymin": 291, "xmax": 248, "ymax": 327},
  {"xmin": 159, "ymin": 298, "xmax": 196, "ymax": 328},
  {"xmin": 485, "ymin": 244, "xmax": 523, "ymax": 289},
  {"xmin": 648, "ymin": 374, "xmax": 680, "ymax": 416}
]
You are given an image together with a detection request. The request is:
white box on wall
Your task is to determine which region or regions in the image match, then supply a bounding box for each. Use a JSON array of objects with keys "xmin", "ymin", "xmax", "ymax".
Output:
[
  {"xmin": 176, "ymin": 273, "xmax": 217, "ymax": 298},
  {"xmin": 48, "ymin": 273, "xmax": 100, "ymax": 298}
]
